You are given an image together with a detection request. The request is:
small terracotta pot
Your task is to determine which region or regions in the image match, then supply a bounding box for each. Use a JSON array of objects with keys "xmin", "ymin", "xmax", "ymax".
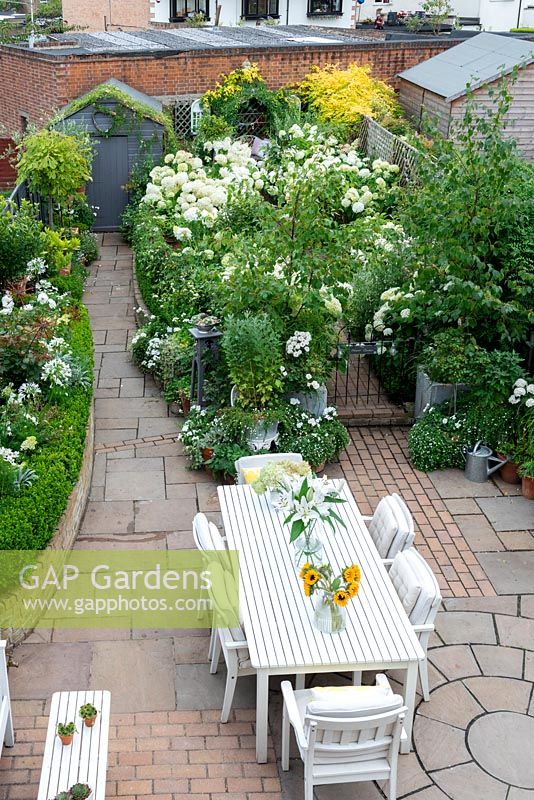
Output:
[
  {"xmin": 58, "ymin": 733, "xmax": 73, "ymax": 746},
  {"xmin": 202, "ymin": 447, "xmax": 214, "ymax": 462},
  {"xmin": 83, "ymin": 715, "xmax": 97, "ymax": 728},
  {"xmin": 312, "ymin": 462, "xmax": 326, "ymax": 474},
  {"xmin": 521, "ymin": 476, "xmax": 534, "ymax": 500},
  {"xmin": 164, "ymin": 237, "xmax": 182, "ymax": 250},
  {"xmin": 497, "ymin": 455, "xmax": 521, "ymax": 485},
  {"xmin": 180, "ymin": 394, "xmax": 191, "ymax": 415},
  {"xmin": 59, "ymin": 261, "xmax": 72, "ymax": 276}
]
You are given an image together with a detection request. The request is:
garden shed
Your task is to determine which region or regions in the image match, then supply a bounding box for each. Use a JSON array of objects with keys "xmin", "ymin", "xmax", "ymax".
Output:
[
  {"xmin": 398, "ymin": 33, "xmax": 534, "ymax": 161},
  {"xmin": 55, "ymin": 78, "xmax": 166, "ymax": 230}
]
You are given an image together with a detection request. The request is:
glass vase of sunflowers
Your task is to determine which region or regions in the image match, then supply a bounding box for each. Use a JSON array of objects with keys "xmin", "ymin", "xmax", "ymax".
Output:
[{"xmin": 300, "ymin": 562, "xmax": 361, "ymax": 634}]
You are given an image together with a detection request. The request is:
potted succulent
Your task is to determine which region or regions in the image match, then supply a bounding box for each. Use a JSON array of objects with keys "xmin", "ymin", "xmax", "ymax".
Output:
[
  {"xmin": 52, "ymin": 792, "xmax": 71, "ymax": 800},
  {"xmin": 192, "ymin": 313, "xmax": 220, "ymax": 333},
  {"xmin": 79, "ymin": 703, "xmax": 98, "ymax": 728},
  {"xmin": 69, "ymin": 784, "xmax": 92, "ymax": 800},
  {"xmin": 57, "ymin": 722, "xmax": 76, "ymax": 746},
  {"xmin": 518, "ymin": 460, "xmax": 534, "ymax": 500}
]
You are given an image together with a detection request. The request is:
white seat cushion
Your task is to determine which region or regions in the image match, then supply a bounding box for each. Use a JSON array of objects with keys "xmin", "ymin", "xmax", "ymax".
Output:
[
  {"xmin": 194, "ymin": 513, "xmax": 214, "ymax": 551},
  {"xmin": 389, "ymin": 551, "xmax": 422, "ymax": 617},
  {"xmin": 368, "ymin": 497, "xmax": 399, "ymax": 558},
  {"xmin": 403, "ymin": 549, "xmax": 441, "ymax": 625},
  {"xmin": 306, "ymin": 685, "xmax": 402, "ymax": 718}
]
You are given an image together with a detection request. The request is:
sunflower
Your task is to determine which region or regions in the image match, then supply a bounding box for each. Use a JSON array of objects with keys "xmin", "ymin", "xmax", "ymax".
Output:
[
  {"xmin": 304, "ymin": 569, "xmax": 320, "ymax": 586},
  {"xmin": 332, "ymin": 589, "xmax": 350, "ymax": 607},
  {"xmin": 299, "ymin": 562, "xmax": 312, "ymax": 579},
  {"xmin": 343, "ymin": 564, "xmax": 361, "ymax": 584},
  {"xmin": 347, "ymin": 581, "xmax": 360, "ymax": 597},
  {"xmin": 303, "ymin": 582, "xmax": 312, "ymax": 597}
]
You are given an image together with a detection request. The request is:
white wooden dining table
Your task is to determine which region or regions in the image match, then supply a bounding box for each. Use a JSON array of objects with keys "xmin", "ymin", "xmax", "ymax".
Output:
[{"xmin": 218, "ymin": 481, "xmax": 424, "ymax": 764}]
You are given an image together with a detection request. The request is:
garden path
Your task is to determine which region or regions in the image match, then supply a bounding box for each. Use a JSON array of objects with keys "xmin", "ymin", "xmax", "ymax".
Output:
[{"xmin": 1, "ymin": 236, "xmax": 533, "ymax": 800}]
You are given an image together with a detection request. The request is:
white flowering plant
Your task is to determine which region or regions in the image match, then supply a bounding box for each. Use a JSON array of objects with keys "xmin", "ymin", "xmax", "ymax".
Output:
[{"xmin": 277, "ymin": 405, "xmax": 349, "ymax": 469}]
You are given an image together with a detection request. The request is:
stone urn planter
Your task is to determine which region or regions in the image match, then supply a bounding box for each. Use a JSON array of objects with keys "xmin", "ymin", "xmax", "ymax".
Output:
[
  {"xmin": 414, "ymin": 367, "xmax": 469, "ymax": 419},
  {"xmin": 288, "ymin": 384, "xmax": 328, "ymax": 417}
]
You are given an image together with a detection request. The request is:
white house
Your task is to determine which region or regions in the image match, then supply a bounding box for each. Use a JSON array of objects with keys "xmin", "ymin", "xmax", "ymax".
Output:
[{"xmin": 151, "ymin": 0, "xmax": 355, "ymax": 27}]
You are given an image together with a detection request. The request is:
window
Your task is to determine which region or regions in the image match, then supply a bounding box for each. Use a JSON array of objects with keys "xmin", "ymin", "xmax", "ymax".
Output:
[
  {"xmin": 307, "ymin": 0, "xmax": 342, "ymax": 14},
  {"xmin": 242, "ymin": 0, "xmax": 279, "ymax": 19},
  {"xmin": 171, "ymin": 0, "xmax": 209, "ymax": 21}
]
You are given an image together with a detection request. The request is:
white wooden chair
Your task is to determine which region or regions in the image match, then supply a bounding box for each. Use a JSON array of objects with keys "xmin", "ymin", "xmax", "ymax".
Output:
[
  {"xmin": 388, "ymin": 548, "xmax": 442, "ymax": 701},
  {"xmin": 192, "ymin": 513, "xmax": 229, "ymax": 660},
  {"xmin": 0, "ymin": 641, "xmax": 14, "ymax": 756},
  {"xmin": 207, "ymin": 561, "xmax": 255, "ymax": 723},
  {"xmin": 235, "ymin": 452, "xmax": 303, "ymax": 485},
  {"xmin": 362, "ymin": 495, "xmax": 414, "ymax": 562},
  {"xmin": 281, "ymin": 674, "xmax": 406, "ymax": 800}
]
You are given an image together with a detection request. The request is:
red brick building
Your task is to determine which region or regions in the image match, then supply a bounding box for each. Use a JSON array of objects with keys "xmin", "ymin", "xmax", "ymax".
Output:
[{"xmin": 0, "ymin": 27, "xmax": 455, "ymax": 133}]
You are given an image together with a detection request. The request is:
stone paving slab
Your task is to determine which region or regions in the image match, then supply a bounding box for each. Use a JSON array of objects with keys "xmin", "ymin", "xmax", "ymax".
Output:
[
  {"xmin": 90, "ymin": 639, "xmax": 177, "ymax": 712},
  {"xmin": 477, "ymin": 552, "xmax": 534, "ymax": 594},
  {"xmin": 476, "ymin": 496, "xmax": 534, "ymax": 531},
  {"xmin": 428, "ymin": 469, "xmax": 500, "ymax": 498}
]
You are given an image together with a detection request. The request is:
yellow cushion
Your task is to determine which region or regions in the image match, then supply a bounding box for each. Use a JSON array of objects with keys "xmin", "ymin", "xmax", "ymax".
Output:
[{"xmin": 242, "ymin": 467, "xmax": 261, "ymax": 484}]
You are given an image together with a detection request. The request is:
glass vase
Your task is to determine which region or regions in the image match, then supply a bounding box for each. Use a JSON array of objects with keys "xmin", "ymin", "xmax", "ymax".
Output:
[
  {"xmin": 293, "ymin": 525, "xmax": 324, "ymax": 568},
  {"xmin": 313, "ymin": 590, "xmax": 347, "ymax": 634}
]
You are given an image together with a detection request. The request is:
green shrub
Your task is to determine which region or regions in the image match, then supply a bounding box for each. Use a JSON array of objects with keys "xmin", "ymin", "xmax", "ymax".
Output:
[
  {"xmin": 0, "ymin": 197, "xmax": 43, "ymax": 288},
  {"xmin": 0, "ymin": 307, "xmax": 93, "ymax": 549},
  {"xmin": 77, "ymin": 230, "xmax": 99, "ymax": 265}
]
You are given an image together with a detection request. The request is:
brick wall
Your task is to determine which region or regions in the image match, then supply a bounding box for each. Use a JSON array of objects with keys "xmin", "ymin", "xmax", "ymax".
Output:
[
  {"xmin": 62, "ymin": 0, "xmax": 151, "ymax": 32},
  {"xmin": 0, "ymin": 39, "xmax": 456, "ymax": 132},
  {"xmin": 0, "ymin": 137, "xmax": 16, "ymax": 189}
]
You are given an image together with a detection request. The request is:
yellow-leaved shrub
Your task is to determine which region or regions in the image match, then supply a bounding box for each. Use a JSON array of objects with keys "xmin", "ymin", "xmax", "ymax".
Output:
[{"xmin": 297, "ymin": 64, "xmax": 402, "ymax": 129}]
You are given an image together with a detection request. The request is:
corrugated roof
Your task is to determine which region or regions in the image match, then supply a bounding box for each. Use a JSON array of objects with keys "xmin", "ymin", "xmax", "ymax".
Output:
[
  {"xmin": 398, "ymin": 33, "xmax": 534, "ymax": 101},
  {"xmin": 11, "ymin": 25, "xmax": 370, "ymax": 56}
]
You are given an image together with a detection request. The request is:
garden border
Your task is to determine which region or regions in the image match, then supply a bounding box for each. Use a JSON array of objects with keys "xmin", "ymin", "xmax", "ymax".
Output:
[{"xmin": 1, "ymin": 403, "xmax": 95, "ymax": 648}]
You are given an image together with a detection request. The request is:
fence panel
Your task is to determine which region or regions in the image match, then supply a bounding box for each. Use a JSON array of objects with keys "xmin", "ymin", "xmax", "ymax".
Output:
[{"xmin": 357, "ymin": 116, "xmax": 422, "ymax": 183}]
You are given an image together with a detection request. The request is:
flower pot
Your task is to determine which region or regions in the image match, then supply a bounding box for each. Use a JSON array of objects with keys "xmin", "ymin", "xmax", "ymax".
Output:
[
  {"xmin": 313, "ymin": 590, "xmax": 347, "ymax": 634},
  {"xmin": 202, "ymin": 447, "xmax": 214, "ymax": 462},
  {"xmin": 164, "ymin": 237, "xmax": 182, "ymax": 250},
  {"xmin": 289, "ymin": 384, "xmax": 328, "ymax": 417},
  {"xmin": 169, "ymin": 401, "xmax": 182, "ymax": 417},
  {"xmin": 59, "ymin": 263, "xmax": 72, "ymax": 276},
  {"xmin": 497, "ymin": 455, "xmax": 521, "ymax": 485},
  {"xmin": 521, "ymin": 476, "xmax": 534, "ymax": 500},
  {"xmin": 246, "ymin": 420, "xmax": 279, "ymax": 452},
  {"xmin": 414, "ymin": 368, "xmax": 469, "ymax": 419},
  {"xmin": 58, "ymin": 733, "xmax": 74, "ymax": 746},
  {"xmin": 180, "ymin": 393, "xmax": 191, "ymax": 415},
  {"xmin": 311, "ymin": 462, "xmax": 326, "ymax": 474},
  {"xmin": 83, "ymin": 715, "xmax": 97, "ymax": 728}
]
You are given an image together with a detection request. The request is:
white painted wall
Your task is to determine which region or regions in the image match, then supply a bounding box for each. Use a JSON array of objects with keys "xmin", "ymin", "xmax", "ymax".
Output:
[{"xmin": 150, "ymin": 0, "xmax": 532, "ymax": 28}]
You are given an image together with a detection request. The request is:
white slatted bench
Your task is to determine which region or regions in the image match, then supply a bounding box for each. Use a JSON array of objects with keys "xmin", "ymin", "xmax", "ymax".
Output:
[
  {"xmin": 38, "ymin": 690, "xmax": 111, "ymax": 800},
  {"xmin": 0, "ymin": 641, "xmax": 14, "ymax": 755}
]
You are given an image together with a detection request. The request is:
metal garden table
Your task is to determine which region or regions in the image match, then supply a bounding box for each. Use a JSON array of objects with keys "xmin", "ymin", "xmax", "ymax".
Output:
[{"xmin": 218, "ymin": 482, "xmax": 424, "ymax": 763}]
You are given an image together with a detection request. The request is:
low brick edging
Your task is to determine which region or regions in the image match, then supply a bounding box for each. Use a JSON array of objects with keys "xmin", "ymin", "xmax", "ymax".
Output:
[{"xmin": 1, "ymin": 403, "xmax": 95, "ymax": 648}]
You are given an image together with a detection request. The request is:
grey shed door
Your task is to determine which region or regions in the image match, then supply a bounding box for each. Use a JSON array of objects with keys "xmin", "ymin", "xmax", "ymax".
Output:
[{"xmin": 87, "ymin": 136, "xmax": 129, "ymax": 231}]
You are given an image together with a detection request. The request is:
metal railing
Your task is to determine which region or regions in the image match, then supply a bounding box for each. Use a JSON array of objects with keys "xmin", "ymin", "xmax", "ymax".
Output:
[
  {"xmin": 332, "ymin": 334, "xmax": 418, "ymax": 408},
  {"xmin": 7, "ymin": 181, "xmax": 53, "ymax": 225}
]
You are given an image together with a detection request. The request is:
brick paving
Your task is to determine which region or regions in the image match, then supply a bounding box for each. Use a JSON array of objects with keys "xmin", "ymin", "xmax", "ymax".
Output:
[{"xmin": 1, "ymin": 234, "xmax": 533, "ymax": 800}]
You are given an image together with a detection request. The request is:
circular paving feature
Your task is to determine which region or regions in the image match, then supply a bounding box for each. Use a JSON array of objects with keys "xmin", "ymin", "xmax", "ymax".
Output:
[{"xmin": 468, "ymin": 711, "xmax": 534, "ymax": 789}]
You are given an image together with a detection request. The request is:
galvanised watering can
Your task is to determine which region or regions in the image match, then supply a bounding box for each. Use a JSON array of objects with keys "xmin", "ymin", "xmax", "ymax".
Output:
[{"xmin": 463, "ymin": 441, "xmax": 506, "ymax": 483}]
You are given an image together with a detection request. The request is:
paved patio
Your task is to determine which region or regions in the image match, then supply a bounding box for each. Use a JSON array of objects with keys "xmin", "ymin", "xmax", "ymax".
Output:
[{"xmin": 1, "ymin": 235, "xmax": 532, "ymax": 800}]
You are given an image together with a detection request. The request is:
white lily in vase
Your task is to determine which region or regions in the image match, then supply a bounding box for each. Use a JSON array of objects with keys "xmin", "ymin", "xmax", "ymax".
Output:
[{"xmin": 283, "ymin": 476, "xmax": 346, "ymax": 567}]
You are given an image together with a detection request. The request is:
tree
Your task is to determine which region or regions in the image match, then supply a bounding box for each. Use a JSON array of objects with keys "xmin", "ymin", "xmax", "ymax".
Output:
[{"xmin": 16, "ymin": 128, "xmax": 93, "ymax": 227}]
